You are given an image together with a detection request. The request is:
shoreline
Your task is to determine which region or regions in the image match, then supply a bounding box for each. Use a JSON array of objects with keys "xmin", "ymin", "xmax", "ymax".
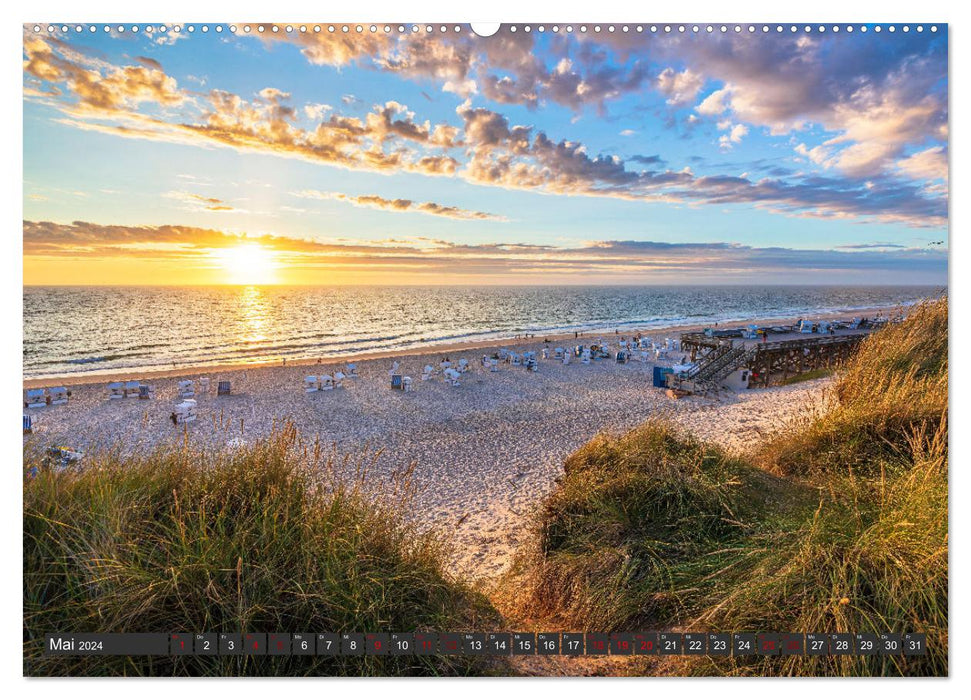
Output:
[{"xmin": 23, "ymin": 305, "xmax": 902, "ymax": 388}]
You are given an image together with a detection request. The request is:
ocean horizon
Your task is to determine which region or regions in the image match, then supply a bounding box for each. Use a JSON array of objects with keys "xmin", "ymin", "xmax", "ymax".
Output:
[{"xmin": 23, "ymin": 284, "xmax": 942, "ymax": 379}]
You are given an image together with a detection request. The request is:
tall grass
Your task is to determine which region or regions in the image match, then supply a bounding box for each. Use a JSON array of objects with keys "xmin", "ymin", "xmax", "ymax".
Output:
[
  {"xmin": 24, "ymin": 423, "xmax": 500, "ymax": 676},
  {"xmin": 505, "ymin": 297, "xmax": 948, "ymax": 676}
]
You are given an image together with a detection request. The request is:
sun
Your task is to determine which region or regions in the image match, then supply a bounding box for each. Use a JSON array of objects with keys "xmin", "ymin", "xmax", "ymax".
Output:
[{"xmin": 212, "ymin": 244, "xmax": 278, "ymax": 285}]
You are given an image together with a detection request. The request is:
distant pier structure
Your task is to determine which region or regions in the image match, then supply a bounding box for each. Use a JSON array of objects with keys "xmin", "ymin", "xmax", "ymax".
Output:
[
  {"xmin": 679, "ymin": 325, "xmax": 871, "ymax": 389},
  {"xmin": 746, "ymin": 334, "xmax": 866, "ymax": 387}
]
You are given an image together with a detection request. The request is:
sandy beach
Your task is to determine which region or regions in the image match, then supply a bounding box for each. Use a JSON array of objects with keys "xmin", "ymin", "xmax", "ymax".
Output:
[{"xmin": 22, "ymin": 310, "xmax": 878, "ymax": 582}]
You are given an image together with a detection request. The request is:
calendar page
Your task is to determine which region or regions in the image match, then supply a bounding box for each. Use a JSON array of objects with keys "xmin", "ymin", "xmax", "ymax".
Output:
[{"xmin": 22, "ymin": 20, "xmax": 948, "ymax": 678}]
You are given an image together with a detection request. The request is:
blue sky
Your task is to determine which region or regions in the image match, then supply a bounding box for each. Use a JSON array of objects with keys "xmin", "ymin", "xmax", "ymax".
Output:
[{"xmin": 23, "ymin": 23, "xmax": 949, "ymax": 284}]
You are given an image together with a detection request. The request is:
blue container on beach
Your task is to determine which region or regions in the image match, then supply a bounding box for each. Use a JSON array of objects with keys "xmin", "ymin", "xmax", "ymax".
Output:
[{"xmin": 653, "ymin": 366, "xmax": 673, "ymax": 388}]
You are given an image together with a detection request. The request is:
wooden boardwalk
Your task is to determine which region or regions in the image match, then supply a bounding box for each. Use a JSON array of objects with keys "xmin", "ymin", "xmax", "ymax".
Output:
[
  {"xmin": 747, "ymin": 334, "xmax": 865, "ymax": 387},
  {"xmin": 680, "ymin": 327, "xmax": 872, "ymax": 389}
]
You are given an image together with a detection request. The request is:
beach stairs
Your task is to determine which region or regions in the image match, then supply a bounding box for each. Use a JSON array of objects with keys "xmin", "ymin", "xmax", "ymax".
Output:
[{"xmin": 671, "ymin": 343, "xmax": 749, "ymax": 395}]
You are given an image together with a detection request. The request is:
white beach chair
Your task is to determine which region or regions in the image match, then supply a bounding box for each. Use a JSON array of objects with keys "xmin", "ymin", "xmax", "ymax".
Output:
[
  {"xmin": 581, "ymin": 349, "xmax": 592, "ymax": 365},
  {"xmin": 178, "ymin": 379, "xmax": 195, "ymax": 399},
  {"xmin": 175, "ymin": 399, "xmax": 197, "ymax": 424},
  {"xmin": 457, "ymin": 358, "xmax": 469, "ymax": 373},
  {"xmin": 49, "ymin": 387, "xmax": 68, "ymax": 406},
  {"xmin": 108, "ymin": 382, "xmax": 125, "ymax": 400},
  {"xmin": 25, "ymin": 388, "xmax": 47, "ymax": 408},
  {"xmin": 124, "ymin": 380, "xmax": 140, "ymax": 398},
  {"xmin": 554, "ymin": 347, "xmax": 564, "ymax": 360},
  {"xmin": 402, "ymin": 376, "xmax": 414, "ymax": 392},
  {"xmin": 304, "ymin": 376, "xmax": 319, "ymax": 393},
  {"xmin": 333, "ymin": 371, "xmax": 345, "ymax": 388},
  {"xmin": 490, "ymin": 358, "xmax": 499, "ymax": 372},
  {"xmin": 320, "ymin": 375, "xmax": 335, "ymax": 391},
  {"xmin": 638, "ymin": 350, "xmax": 650, "ymax": 363},
  {"xmin": 345, "ymin": 363, "xmax": 359, "ymax": 378},
  {"xmin": 421, "ymin": 365, "xmax": 434, "ymax": 381},
  {"xmin": 439, "ymin": 360, "xmax": 452, "ymax": 372},
  {"xmin": 444, "ymin": 368, "xmax": 461, "ymax": 386},
  {"xmin": 498, "ymin": 348, "xmax": 509, "ymax": 361},
  {"xmin": 562, "ymin": 351, "xmax": 571, "ymax": 365}
]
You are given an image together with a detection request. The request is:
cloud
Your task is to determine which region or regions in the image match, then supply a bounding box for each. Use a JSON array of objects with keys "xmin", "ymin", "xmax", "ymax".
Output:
[
  {"xmin": 897, "ymin": 146, "xmax": 948, "ymax": 183},
  {"xmin": 23, "ymin": 219, "xmax": 947, "ymax": 282},
  {"xmin": 718, "ymin": 123, "xmax": 749, "ymax": 150},
  {"xmin": 254, "ymin": 27, "xmax": 650, "ymax": 113},
  {"xmin": 23, "ymin": 34, "xmax": 183, "ymax": 113},
  {"xmin": 676, "ymin": 31, "xmax": 948, "ymax": 178},
  {"xmin": 656, "ymin": 67, "xmax": 704, "ymax": 106},
  {"xmin": 164, "ymin": 191, "xmax": 237, "ymax": 212},
  {"xmin": 291, "ymin": 190, "xmax": 506, "ymax": 221},
  {"xmin": 24, "ymin": 31, "xmax": 947, "ymax": 230}
]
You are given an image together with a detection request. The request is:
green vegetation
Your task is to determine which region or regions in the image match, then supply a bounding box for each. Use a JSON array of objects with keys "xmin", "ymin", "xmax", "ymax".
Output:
[
  {"xmin": 24, "ymin": 424, "xmax": 500, "ymax": 676},
  {"xmin": 506, "ymin": 298, "xmax": 948, "ymax": 676},
  {"xmin": 779, "ymin": 368, "xmax": 833, "ymax": 385}
]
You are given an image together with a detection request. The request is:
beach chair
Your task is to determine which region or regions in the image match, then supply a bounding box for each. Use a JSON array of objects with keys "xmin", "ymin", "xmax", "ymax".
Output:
[
  {"xmin": 440, "ymin": 360, "xmax": 452, "ymax": 372},
  {"xmin": 421, "ymin": 365, "xmax": 434, "ymax": 381},
  {"xmin": 25, "ymin": 388, "xmax": 47, "ymax": 408},
  {"xmin": 320, "ymin": 375, "xmax": 334, "ymax": 391},
  {"xmin": 457, "ymin": 358, "xmax": 469, "ymax": 373},
  {"xmin": 616, "ymin": 350, "xmax": 628, "ymax": 364},
  {"xmin": 391, "ymin": 374, "xmax": 403, "ymax": 390},
  {"xmin": 333, "ymin": 371, "xmax": 345, "ymax": 388},
  {"xmin": 444, "ymin": 368, "xmax": 461, "ymax": 386},
  {"xmin": 799, "ymin": 320, "xmax": 814, "ymax": 334},
  {"xmin": 199, "ymin": 377, "xmax": 210, "ymax": 395},
  {"xmin": 554, "ymin": 347, "xmax": 564, "ymax": 360},
  {"xmin": 23, "ymin": 414, "xmax": 33, "ymax": 434},
  {"xmin": 638, "ymin": 350, "xmax": 650, "ymax": 363},
  {"xmin": 304, "ymin": 376, "xmax": 319, "ymax": 393},
  {"xmin": 542, "ymin": 347, "xmax": 549, "ymax": 360},
  {"xmin": 125, "ymin": 380, "xmax": 141, "ymax": 398},
  {"xmin": 345, "ymin": 363, "xmax": 359, "ymax": 378},
  {"xmin": 402, "ymin": 376, "xmax": 414, "ymax": 392},
  {"xmin": 217, "ymin": 381, "xmax": 231, "ymax": 396},
  {"xmin": 818, "ymin": 321, "xmax": 831, "ymax": 334},
  {"xmin": 49, "ymin": 387, "xmax": 68, "ymax": 406},
  {"xmin": 138, "ymin": 384, "xmax": 155, "ymax": 400},
  {"xmin": 490, "ymin": 358, "xmax": 499, "ymax": 372},
  {"xmin": 108, "ymin": 382, "xmax": 125, "ymax": 400},
  {"xmin": 175, "ymin": 399, "xmax": 197, "ymax": 424},
  {"xmin": 510, "ymin": 352, "xmax": 521, "ymax": 367},
  {"xmin": 581, "ymin": 349, "xmax": 591, "ymax": 365},
  {"xmin": 562, "ymin": 351, "xmax": 571, "ymax": 365},
  {"xmin": 390, "ymin": 361, "xmax": 401, "ymax": 376},
  {"xmin": 498, "ymin": 348, "xmax": 509, "ymax": 361},
  {"xmin": 178, "ymin": 379, "xmax": 195, "ymax": 399},
  {"xmin": 849, "ymin": 317, "xmax": 861, "ymax": 329}
]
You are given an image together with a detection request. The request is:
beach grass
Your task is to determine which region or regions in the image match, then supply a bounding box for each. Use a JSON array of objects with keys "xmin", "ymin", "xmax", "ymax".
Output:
[
  {"xmin": 23, "ymin": 423, "xmax": 501, "ymax": 676},
  {"xmin": 503, "ymin": 297, "xmax": 948, "ymax": 676}
]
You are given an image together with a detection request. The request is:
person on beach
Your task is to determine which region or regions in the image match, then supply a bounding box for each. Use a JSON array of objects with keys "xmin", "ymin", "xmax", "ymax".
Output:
[{"xmin": 170, "ymin": 412, "xmax": 177, "ymax": 426}]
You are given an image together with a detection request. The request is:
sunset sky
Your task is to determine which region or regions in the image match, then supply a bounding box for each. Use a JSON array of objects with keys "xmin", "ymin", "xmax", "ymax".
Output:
[{"xmin": 23, "ymin": 23, "xmax": 949, "ymax": 285}]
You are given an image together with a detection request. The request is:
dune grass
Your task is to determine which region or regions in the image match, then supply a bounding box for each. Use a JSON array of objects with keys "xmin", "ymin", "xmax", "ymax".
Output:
[
  {"xmin": 504, "ymin": 297, "xmax": 948, "ymax": 676},
  {"xmin": 23, "ymin": 423, "xmax": 501, "ymax": 676}
]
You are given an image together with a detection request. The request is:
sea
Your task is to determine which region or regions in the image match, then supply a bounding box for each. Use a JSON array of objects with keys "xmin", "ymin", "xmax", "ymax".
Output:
[{"xmin": 23, "ymin": 285, "xmax": 942, "ymax": 379}]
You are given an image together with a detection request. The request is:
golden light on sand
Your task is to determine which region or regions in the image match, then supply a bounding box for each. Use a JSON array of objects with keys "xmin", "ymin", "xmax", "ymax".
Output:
[{"xmin": 212, "ymin": 243, "xmax": 278, "ymax": 285}]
